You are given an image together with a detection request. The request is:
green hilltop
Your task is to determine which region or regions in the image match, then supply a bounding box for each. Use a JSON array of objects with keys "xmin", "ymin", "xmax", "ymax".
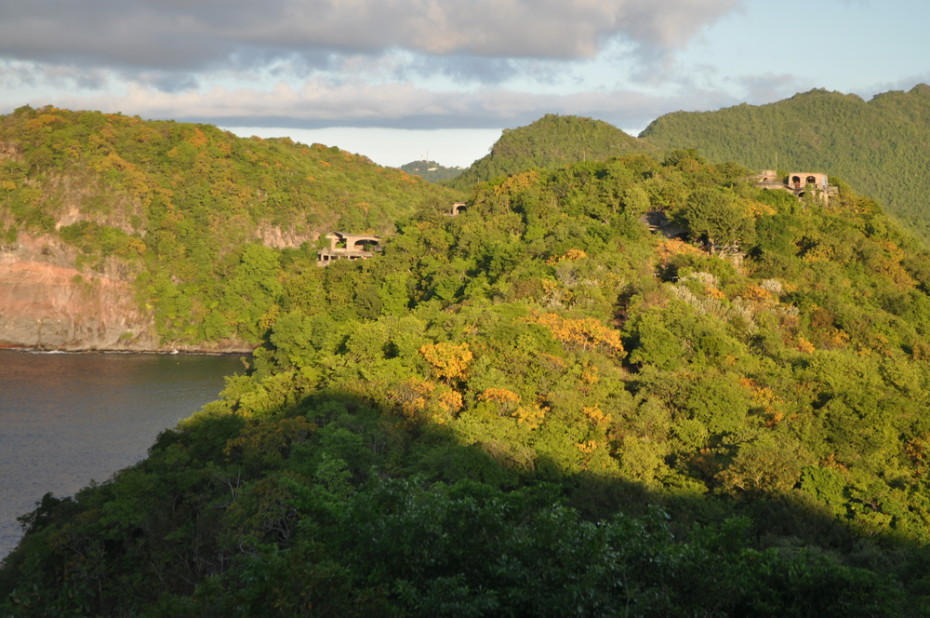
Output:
[
  {"xmin": 399, "ymin": 159, "xmax": 463, "ymax": 182},
  {"xmin": 641, "ymin": 84, "xmax": 930, "ymax": 236},
  {"xmin": 452, "ymin": 87, "xmax": 930, "ymax": 239},
  {"xmin": 448, "ymin": 113, "xmax": 656, "ymax": 189},
  {"xmin": 6, "ymin": 144, "xmax": 930, "ymax": 613}
]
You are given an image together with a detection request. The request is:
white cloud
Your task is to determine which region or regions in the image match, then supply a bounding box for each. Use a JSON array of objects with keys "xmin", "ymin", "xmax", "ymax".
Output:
[{"xmin": 22, "ymin": 75, "xmax": 738, "ymax": 134}]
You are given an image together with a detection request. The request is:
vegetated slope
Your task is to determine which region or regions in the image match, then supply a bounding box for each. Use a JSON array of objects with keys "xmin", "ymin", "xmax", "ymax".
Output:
[
  {"xmin": 0, "ymin": 106, "xmax": 461, "ymax": 349},
  {"xmin": 6, "ymin": 152, "xmax": 930, "ymax": 614},
  {"xmin": 399, "ymin": 159, "xmax": 464, "ymax": 182},
  {"xmin": 642, "ymin": 84, "xmax": 930, "ymax": 236},
  {"xmin": 449, "ymin": 113, "xmax": 656, "ymax": 189}
]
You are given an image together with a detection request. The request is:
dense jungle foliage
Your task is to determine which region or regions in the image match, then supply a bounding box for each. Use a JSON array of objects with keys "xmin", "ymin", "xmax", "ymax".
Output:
[
  {"xmin": 642, "ymin": 84, "xmax": 930, "ymax": 237},
  {"xmin": 6, "ymin": 147, "xmax": 930, "ymax": 615},
  {"xmin": 0, "ymin": 105, "xmax": 461, "ymax": 346},
  {"xmin": 448, "ymin": 114, "xmax": 656, "ymax": 190},
  {"xmin": 452, "ymin": 87, "xmax": 930, "ymax": 239}
]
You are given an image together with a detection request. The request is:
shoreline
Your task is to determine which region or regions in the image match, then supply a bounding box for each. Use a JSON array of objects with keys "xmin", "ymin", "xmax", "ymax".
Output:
[{"xmin": 0, "ymin": 343, "xmax": 254, "ymax": 357}]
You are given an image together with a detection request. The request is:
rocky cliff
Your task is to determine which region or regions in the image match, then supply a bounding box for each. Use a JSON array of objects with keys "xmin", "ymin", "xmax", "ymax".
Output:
[
  {"xmin": 0, "ymin": 233, "xmax": 251, "ymax": 352},
  {"xmin": 0, "ymin": 233, "xmax": 156, "ymax": 350}
]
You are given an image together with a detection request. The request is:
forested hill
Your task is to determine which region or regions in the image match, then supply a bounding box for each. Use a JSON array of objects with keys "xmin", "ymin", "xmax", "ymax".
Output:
[
  {"xmin": 6, "ymin": 151, "xmax": 930, "ymax": 613},
  {"xmin": 0, "ymin": 106, "xmax": 459, "ymax": 239},
  {"xmin": 0, "ymin": 106, "xmax": 461, "ymax": 349},
  {"xmin": 452, "ymin": 87, "xmax": 930, "ymax": 237},
  {"xmin": 641, "ymin": 84, "xmax": 930, "ymax": 236},
  {"xmin": 448, "ymin": 114, "xmax": 656, "ymax": 189},
  {"xmin": 399, "ymin": 159, "xmax": 463, "ymax": 182}
]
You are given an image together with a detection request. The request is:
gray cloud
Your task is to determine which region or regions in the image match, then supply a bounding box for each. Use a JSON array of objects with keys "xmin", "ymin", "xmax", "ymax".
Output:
[
  {"xmin": 32, "ymin": 77, "xmax": 745, "ymax": 134},
  {"xmin": 406, "ymin": 55, "xmax": 522, "ymax": 85},
  {"xmin": 734, "ymin": 73, "xmax": 806, "ymax": 106},
  {"xmin": 0, "ymin": 0, "xmax": 743, "ymax": 80},
  {"xmin": 0, "ymin": 60, "xmax": 111, "ymax": 90},
  {"xmin": 0, "ymin": 0, "xmax": 755, "ymax": 132}
]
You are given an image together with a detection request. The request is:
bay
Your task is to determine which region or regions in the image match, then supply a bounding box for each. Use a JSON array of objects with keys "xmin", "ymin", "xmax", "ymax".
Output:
[{"xmin": 0, "ymin": 349, "xmax": 243, "ymax": 559}]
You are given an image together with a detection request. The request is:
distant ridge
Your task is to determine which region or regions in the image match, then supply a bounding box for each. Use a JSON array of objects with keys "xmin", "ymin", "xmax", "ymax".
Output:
[
  {"xmin": 450, "ymin": 114, "xmax": 656, "ymax": 188},
  {"xmin": 399, "ymin": 159, "xmax": 463, "ymax": 182},
  {"xmin": 641, "ymin": 84, "xmax": 930, "ymax": 235}
]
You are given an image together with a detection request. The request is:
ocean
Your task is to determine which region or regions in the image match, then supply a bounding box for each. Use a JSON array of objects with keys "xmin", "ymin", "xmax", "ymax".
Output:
[{"xmin": 0, "ymin": 349, "xmax": 243, "ymax": 559}]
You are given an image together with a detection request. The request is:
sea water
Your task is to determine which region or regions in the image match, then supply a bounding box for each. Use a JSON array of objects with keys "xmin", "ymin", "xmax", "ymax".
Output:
[{"xmin": 0, "ymin": 349, "xmax": 243, "ymax": 559}]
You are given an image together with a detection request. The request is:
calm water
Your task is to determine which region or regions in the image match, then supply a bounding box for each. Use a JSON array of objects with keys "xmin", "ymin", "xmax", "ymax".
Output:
[{"xmin": 0, "ymin": 350, "xmax": 244, "ymax": 559}]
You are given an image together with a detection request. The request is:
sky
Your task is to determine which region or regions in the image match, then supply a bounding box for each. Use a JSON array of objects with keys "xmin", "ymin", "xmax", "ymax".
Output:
[{"xmin": 1, "ymin": 0, "xmax": 928, "ymax": 168}]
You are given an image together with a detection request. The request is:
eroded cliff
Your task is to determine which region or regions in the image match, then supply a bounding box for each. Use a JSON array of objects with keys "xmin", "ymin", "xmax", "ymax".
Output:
[{"xmin": 0, "ymin": 233, "xmax": 158, "ymax": 350}]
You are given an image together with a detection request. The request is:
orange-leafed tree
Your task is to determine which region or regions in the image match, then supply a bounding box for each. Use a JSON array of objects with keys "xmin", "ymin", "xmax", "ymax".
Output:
[
  {"xmin": 526, "ymin": 312, "xmax": 625, "ymax": 359},
  {"xmin": 419, "ymin": 342, "xmax": 473, "ymax": 383}
]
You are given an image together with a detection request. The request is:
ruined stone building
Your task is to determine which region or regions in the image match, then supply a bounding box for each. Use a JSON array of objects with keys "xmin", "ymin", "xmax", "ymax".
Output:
[
  {"xmin": 316, "ymin": 232, "xmax": 381, "ymax": 266},
  {"xmin": 754, "ymin": 170, "xmax": 838, "ymax": 202}
]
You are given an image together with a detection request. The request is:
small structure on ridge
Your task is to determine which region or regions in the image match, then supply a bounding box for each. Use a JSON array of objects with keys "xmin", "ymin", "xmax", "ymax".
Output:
[
  {"xmin": 317, "ymin": 232, "xmax": 381, "ymax": 266},
  {"xmin": 754, "ymin": 170, "xmax": 838, "ymax": 203}
]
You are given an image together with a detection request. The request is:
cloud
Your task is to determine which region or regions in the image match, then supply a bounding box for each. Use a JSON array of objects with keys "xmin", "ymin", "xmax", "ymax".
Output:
[
  {"xmin": 0, "ymin": 0, "xmax": 743, "ymax": 79},
  {"xmin": 29, "ymin": 77, "xmax": 742, "ymax": 133},
  {"xmin": 0, "ymin": 0, "xmax": 753, "ymax": 131},
  {"xmin": 0, "ymin": 60, "xmax": 111, "ymax": 90},
  {"xmin": 734, "ymin": 73, "xmax": 806, "ymax": 106}
]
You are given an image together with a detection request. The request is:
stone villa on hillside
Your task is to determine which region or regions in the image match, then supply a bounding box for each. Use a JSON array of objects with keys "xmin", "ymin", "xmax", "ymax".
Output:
[
  {"xmin": 317, "ymin": 203, "xmax": 467, "ymax": 266},
  {"xmin": 755, "ymin": 170, "xmax": 838, "ymax": 202},
  {"xmin": 316, "ymin": 232, "xmax": 381, "ymax": 266}
]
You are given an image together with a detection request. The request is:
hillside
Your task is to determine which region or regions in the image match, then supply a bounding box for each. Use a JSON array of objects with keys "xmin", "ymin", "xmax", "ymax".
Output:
[
  {"xmin": 0, "ymin": 106, "xmax": 461, "ymax": 350},
  {"xmin": 399, "ymin": 159, "xmax": 463, "ymax": 182},
  {"xmin": 449, "ymin": 113, "xmax": 656, "ymax": 188},
  {"xmin": 641, "ymin": 84, "xmax": 930, "ymax": 236},
  {"xmin": 5, "ymin": 152, "xmax": 930, "ymax": 614}
]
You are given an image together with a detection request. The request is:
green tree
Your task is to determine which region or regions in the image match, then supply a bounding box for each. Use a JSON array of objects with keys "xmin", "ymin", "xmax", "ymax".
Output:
[{"xmin": 681, "ymin": 188, "xmax": 756, "ymax": 252}]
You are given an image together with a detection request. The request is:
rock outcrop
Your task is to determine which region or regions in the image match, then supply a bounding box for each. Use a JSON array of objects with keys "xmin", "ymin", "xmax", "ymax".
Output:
[
  {"xmin": 0, "ymin": 260, "xmax": 156, "ymax": 350},
  {"xmin": 0, "ymin": 233, "xmax": 159, "ymax": 351},
  {"xmin": 0, "ymin": 233, "xmax": 255, "ymax": 353}
]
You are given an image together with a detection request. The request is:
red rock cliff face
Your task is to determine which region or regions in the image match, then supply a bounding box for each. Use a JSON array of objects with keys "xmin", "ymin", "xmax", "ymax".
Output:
[{"xmin": 0, "ymin": 234, "xmax": 158, "ymax": 351}]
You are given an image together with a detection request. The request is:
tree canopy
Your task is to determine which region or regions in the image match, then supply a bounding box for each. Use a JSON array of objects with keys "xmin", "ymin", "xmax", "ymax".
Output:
[
  {"xmin": 5, "ymin": 111, "xmax": 930, "ymax": 615},
  {"xmin": 642, "ymin": 85, "xmax": 930, "ymax": 237}
]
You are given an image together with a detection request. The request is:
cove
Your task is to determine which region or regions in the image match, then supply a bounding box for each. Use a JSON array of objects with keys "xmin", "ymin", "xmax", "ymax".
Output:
[{"xmin": 0, "ymin": 349, "xmax": 243, "ymax": 559}]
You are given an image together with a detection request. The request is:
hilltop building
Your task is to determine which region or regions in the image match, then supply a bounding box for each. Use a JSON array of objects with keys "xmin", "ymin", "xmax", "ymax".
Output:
[
  {"xmin": 317, "ymin": 232, "xmax": 381, "ymax": 266},
  {"xmin": 316, "ymin": 204, "xmax": 467, "ymax": 266},
  {"xmin": 754, "ymin": 170, "xmax": 838, "ymax": 202}
]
